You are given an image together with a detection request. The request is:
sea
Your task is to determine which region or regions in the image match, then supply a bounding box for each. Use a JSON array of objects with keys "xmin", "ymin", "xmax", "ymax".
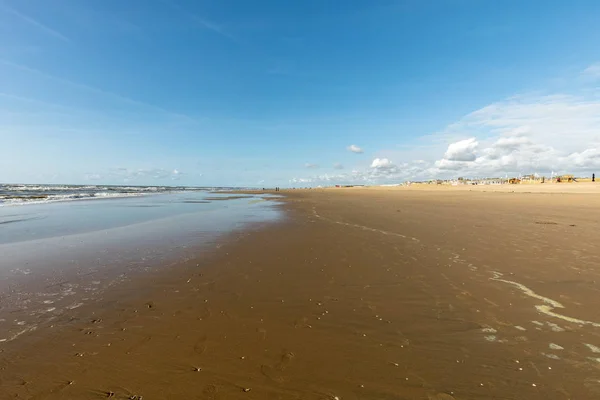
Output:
[
  {"xmin": 0, "ymin": 184, "xmax": 283, "ymax": 343},
  {"xmin": 0, "ymin": 183, "xmax": 232, "ymax": 206}
]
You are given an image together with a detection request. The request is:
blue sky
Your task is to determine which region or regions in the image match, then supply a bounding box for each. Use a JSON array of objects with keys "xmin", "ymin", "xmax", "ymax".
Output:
[{"xmin": 1, "ymin": 0, "xmax": 600, "ymax": 186}]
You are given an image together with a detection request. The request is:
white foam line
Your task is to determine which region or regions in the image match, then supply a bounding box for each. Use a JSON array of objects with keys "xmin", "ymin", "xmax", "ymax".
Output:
[
  {"xmin": 312, "ymin": 208, "xmax": 420, "ymax": 242},
  {"xmin": 312, "ymin": 207, "xmax": 599, "ymax": 329},
  {"xmin": 0, "ymin": 325, "xmax": 38, "ymax": 343},
  {"xmin": 67, "ymin": 302, "xmax": 83, "ymax": 310},
  {"xmin": 584, "ymin": 343, "xmax": 600, "ymax": 353},
  {"xmin": 490, "ymin": 272, "xmax": 600, "ymax": 328}
]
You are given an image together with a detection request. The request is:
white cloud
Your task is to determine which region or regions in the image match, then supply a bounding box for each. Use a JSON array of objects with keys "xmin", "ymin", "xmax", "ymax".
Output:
[
  {"xmin": 291, "ymin": 158, "xmax": 429, "ymax": 185},
  {"xmin": 305, "ymin": 163, "xmax": 318, "ymax": 168},
  {"xmin": 562, "ymin": 148, "xmax": 600, "ymax": 168},
  {"xmin": 443, "ymin": 138, "xmax": 479, "ymax": 161},
  {"xmin": 333, "ymin": 163, "xmax": 344, "ymax": 169},
  {"xmin": 371, "ymin": 158, "xmax": 394, "ymax": 169},
  {"xmin": 451, "ymin": 94, "xmax": 600, "ymax": 152},
  {"xmin": 347, "ymin": 144, "xmax": 364, "ymax": 153},
  {"xmin": 293, "ymin": 87, "xmax": 600, "ymax": 185},
  {"xmin": 84, "ymin": 173, "xmax": 103, "ymax": 181},
  {"xmin": 425, "ymin": 92, "xmax": 600, "ymax": 177},
  {"xmin": 105, "ymin": 167, "xmax": 184, "ymax": 181},
  {"xmin": 582, "ymin": 62, "xmax": 600, "ymax": 79},
  {"xmin": 289, "ymin": 177, "xmax": 314, "ymax": 184}
]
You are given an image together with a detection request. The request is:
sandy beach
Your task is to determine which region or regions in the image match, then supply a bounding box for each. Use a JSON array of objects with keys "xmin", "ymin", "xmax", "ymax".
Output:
[{"xmin": 2, "ymin": 186, "xmax": 600, "ymax": 399}]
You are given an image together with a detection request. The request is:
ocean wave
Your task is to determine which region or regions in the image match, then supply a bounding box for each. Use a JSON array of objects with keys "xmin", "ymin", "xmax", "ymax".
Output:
[
  {"xmin": 0, "ymin": 191, "xmax": 147, "ymax": 206},
  {"xmin": 0, "ymin": 184, "xmax": 212, "ymax": 206},
  {"xmin": 0, "ymin": 184, "xmax": 172, "ymax": 192},
  {"xmin": 7, "ymin": 185, "xmax": 80, "ymax": 192}
]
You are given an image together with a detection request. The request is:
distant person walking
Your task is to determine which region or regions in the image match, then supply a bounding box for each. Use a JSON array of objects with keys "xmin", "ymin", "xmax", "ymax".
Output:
[{"xmin": 593, "ymin": 173, "xmax": 596, "ymax": 182}]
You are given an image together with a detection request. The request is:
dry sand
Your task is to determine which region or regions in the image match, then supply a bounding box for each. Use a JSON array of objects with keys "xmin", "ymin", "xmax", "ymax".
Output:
[
  {"xmin": 2, "ymin": 187, "xmax": 600, "ymax": 399},
  {"xmin": 335, "ymin": 181, "xmax": 600, "ymax": 194}
]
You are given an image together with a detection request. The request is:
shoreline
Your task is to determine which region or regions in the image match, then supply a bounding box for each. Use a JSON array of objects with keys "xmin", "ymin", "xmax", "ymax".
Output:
[
  {"xmin": 0, "ymin": 216, "xmax": 283, "ymax": 347},
  {"xmin": 0, "ymin": 193, "xmax": 284, "ymax": 348},
  {"xmin": 2, "ymin": 189, "xmax": 600, "ymax": 399}
]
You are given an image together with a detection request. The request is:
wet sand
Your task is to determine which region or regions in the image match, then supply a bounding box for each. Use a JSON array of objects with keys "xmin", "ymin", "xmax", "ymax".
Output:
[
  {"xmin": 0, "ymin": 193, "xmax": 282, "ymax": 345},
  {"xmin": 2, "ymin": 188, "xmax": 600, "ymax": 399}
]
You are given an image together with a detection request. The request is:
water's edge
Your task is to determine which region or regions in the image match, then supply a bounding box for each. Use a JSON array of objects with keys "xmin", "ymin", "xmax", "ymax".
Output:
[{"xmin": 0, "ymin": 192, "xmax": 285, "ymax": 345}]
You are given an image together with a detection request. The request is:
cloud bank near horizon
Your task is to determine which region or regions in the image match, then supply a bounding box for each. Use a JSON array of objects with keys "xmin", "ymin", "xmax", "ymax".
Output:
[
  {"xmin": 291, "ymin": 71, "xmax": 600, "ymax": 186},
  {"xmin": 84, "ymin": 168, "xmax": 184, "ymax": 183}
]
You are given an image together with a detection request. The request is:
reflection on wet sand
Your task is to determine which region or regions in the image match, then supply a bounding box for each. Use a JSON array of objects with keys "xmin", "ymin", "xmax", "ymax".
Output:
[{"xmin": 0, "ymin": 192, "xmax": 282, "ymax": 347}]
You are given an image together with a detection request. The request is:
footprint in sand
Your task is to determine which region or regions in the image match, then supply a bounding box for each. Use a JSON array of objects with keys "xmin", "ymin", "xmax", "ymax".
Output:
[
  {"xmin": 294, "ymin": 317, "xmax": 312, "ymax": 329},
  {"xmin": 256, "ymin": 327, "xmax": 267, "ymax": 339},
  {"xmin": 125, "ymin": 335, "xmax": 152, "ymax": 355},
  {"xmin": 584, "ymin": 378, "xmax": 600, "ymax": 394},
  {"xmin": 260, "ymin": 350, "xmax": 295, "ymax": 383},
  {"xmin": 194, "ymin": 335, "xmax": 208, "ymax": 355},
  {"xmin": 198, "ymin": 306, "xmax": 212, "ymax": 321},
  {"xmin": 202, "ymin": 384, "xmax": 220, "ymax": 400}
]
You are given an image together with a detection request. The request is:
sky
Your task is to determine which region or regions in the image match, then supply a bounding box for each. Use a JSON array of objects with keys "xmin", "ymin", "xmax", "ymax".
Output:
[{"xmin": 1, "ymin": 0, "xmax": 600, "ymax": 187}]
